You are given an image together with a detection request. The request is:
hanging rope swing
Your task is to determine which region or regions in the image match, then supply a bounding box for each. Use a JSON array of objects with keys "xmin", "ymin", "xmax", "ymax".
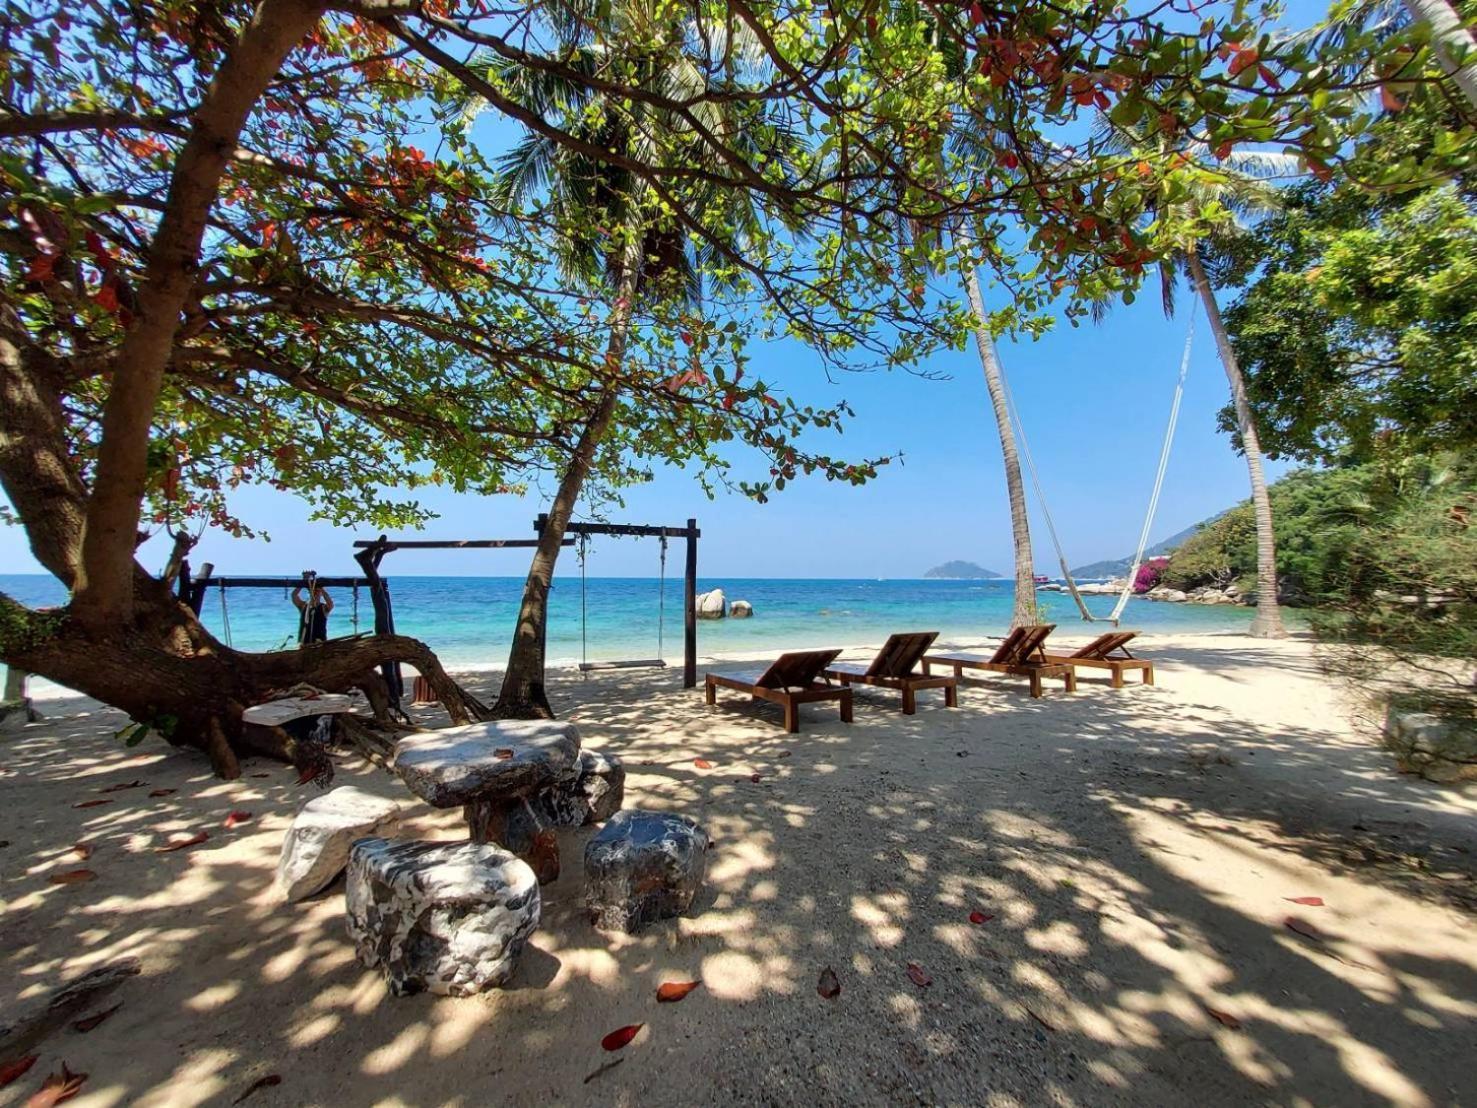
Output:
[
  {"xmin": 1003, "ymin": 303, "xmax": 1196, "ymax": 625},
  {"xmin": 577, "ymin": 532, "xmax": 669, "ymax": 673}
]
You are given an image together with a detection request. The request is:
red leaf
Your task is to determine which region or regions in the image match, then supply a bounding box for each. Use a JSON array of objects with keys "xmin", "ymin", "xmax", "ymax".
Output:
[
  {"xmin": 493, "ymin": 748, "xmax": 514, "ymax": 760},
  {"xmin": 71, "ymin": 1002, "xmax": 121, "ymax": 1032},
  {"xmin": 1285, "ymin": 896, "xmax": 1324, "ymax": 907},
  {"xmin": 26, "ymin": 1062, "xmax": 86, "ymax": 1106},
  {"xmin": 147, "ymin": 788, "xmax": 176, "ymax": 797},
  {"xmin": 749, "ymin": 773, "xmax": 763, "ymax": 784},
  {"xmin": 1000, "ymin": 151, "xmax": 1019, "ymax": 170},
  {"xmin": 1380, "ymin": 84, "xmax": 1405, "ymax": 112},
  {"xmin": 0, "ymin": 1056, "xmax": 37, "ymax": 1087},
  {"xmin": 1205, "ymin": 1006, "xmax": 1242, "ymax": 1030},
  {"xmin": 223, "ymin": 810, "xmax": 253, "ymax": 828},
  {"xmin": 71, "ymin": 843, "xmax": 93, "ymax": 860},
  {"xmin": 969, "ymin": 910, "xmax": 994, "ymax": 925},
  {"xmin": 73, "ymin": 799, "xmax": 109, "ymax": 809},
  {"xmin": 656, "ymin": 980, "xmax": 701, "ymax": 1003},
  {"xmin": 1283, "ymin": 915, "xmax": 1323, "ymax": 941},
  {"xmin": 26, "ymin": 253, "xmax": 58, "ymax": 283},
  {"xmin": 817, "ymin": 966, "xmax": 841, "ymax": 999},
  {"xmin": 1228, "ymin": 45, "xmax": 1259, "ymax": 76},
  {"xmin": 231, "ymin": 1074, "xmax": 282, "ymax": 1104},
  {"xmin": 906, "ymin": 962, "xmax": 932, "ymax": 988},
  {"xmin": 601, "ymin": 1024, "xmax": 643, "ymax": 1051},
  {"xmin": 156, "ymin": 831, "xmax": 208, "ymax": 853},
  {"xmin": 1213, "ymin": 141, "xmax": 1234, "ymax": 161},
  {"xmin": 693, "ymin": 758, "xmax": 714, "ymax": 770},
  {"xmin": 970, "ymin": 1, "xmax": 985, "ymax": 26},
  {"xmin": 49, "ymin": 869, "xmax": 97, "ymax": 885},
  {"xmin": 94, "ymin": 283, "xmax": 120, "ymax": 314}
]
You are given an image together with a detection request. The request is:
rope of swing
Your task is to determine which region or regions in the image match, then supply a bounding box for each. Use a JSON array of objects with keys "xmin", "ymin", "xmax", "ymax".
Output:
[
  {"xmin": 579, "ymin": 533, "xmax": 588, "ymax": 673},
  {"xmin": 657, "ymin": 536, "xmax": 667, "ymax": 661},
  {"xmin": 218, "ymin": 582, "xmax": 233, "ymax": 647},
  {"xmin": 1109, "ymin": 305, "xmax": 1195, "ymax": 623},
  {"xmin": 998, "ymin": 305, "xmax": 1195, "ymax": 625}
]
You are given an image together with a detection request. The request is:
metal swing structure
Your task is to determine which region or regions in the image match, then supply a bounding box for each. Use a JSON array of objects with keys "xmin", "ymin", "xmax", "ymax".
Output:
[
  {"xmin": 1004, "ymin": 304, "xmax": 1196, "ymax": 625},
  {"xmin": 178, "ymin": 562, "xmax": 375, "ymax": 648},
  {"xmin": 537, "ymin": 514, "xmax": 701, "ymax": 688}
]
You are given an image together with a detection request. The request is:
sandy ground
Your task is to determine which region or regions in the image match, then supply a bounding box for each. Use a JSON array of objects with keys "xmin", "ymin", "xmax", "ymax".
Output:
[{"xmin": 1, "ymin": 630, "xmax": 1474, "ymax": 1108}]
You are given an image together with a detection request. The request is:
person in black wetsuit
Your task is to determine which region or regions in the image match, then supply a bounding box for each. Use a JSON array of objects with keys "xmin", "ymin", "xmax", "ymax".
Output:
[{"xmin": 292, "ymin": 582, "xmax": 334, "ymax": 644}]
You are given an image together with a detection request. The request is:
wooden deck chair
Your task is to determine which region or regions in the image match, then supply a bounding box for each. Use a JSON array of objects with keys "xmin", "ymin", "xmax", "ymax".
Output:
[
  {"xmin": 822, "ymin": 631, "xmax": 958, "ymax": 714},
  {"xmin": 1043, "ymin": 631, "xmax": 1154, "ymax": 688},
  {"xmin": 921, "ymin": 624, "xmax": 1077, "ymax": 698},
  {"xmin": 705, "ymin": 649, "xmax": 853, "ymax": 733}
]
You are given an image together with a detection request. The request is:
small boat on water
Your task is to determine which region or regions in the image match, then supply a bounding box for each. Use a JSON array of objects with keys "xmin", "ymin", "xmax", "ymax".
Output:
[{"xmin": 1033, "ymin": 574, "xmax": 1052, "ymax": 585}]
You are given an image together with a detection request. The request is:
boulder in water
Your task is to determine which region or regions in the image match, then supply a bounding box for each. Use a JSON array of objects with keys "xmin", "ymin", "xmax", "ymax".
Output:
[
  {"xmin": 696, "ymin": 588, "xmax": 726, "ymax": 620},
  {"xmin": 729, "ymin": 599, "xmax": 753, "ymax": 618}
]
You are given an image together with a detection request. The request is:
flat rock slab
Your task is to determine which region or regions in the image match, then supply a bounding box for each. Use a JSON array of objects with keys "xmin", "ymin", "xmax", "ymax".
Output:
[
  {"xmin": 584, "ymin": 810, "xmax": 708, "ymax": 934},
  {"xmin": 393, "ymin": 720, "xmax": 581, "ymax": 808},
  {"xmin": 276, "ymin": 786, "xmax": 402, "ymax": 902},
  {"xmin": 346, "ymin": 838, "xmax": 540, "ymax": 997},
  {"xmin": 243, "ymin": 694, "xmax": 356, "ymax": 726}
]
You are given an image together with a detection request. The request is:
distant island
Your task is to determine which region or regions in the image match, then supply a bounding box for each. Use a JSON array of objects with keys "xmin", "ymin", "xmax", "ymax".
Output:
[{"xmin": 924, "ymin": 560, "xmax": 1003, "ymax": 579}]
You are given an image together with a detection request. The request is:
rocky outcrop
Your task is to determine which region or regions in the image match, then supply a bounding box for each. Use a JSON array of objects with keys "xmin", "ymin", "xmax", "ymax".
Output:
[
  {"xmin": 696, "ymin": 588, "xmax": 726, "ymax": 619},
  {"xmin": 729, "ymin": 600, "xmax": 753, "ymax": 618},
  {"xmin": 1384, "ymin": 707, "xmax": 1477, "ymax": 784},
  {"xmin": 276, "ymin": 786, "xmax": 402, "ymax": 902},
  {"xmin": 584, "ymin": 810, "xmax": 709, "ymax": 933},
  {"xmin": 346, "ymin": 838, "xmax": 540, "ymax": 996}
]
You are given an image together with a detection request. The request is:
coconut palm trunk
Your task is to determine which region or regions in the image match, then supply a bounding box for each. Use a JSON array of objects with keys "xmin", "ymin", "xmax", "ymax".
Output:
[
  {"xmin": 494, "ymin": 225, "xmax": 644, "ymax": 717},
  {"xmin": 963, "ymin": 266, "xmax": 1038, "ymax": 630},
  {"xmin": 1187, "ymin": 248, "xmax": 1287, "ymax": 638},
  {"xmin": 1400, "ymin": 0, "xmax": 1477, "ymax": 111}
]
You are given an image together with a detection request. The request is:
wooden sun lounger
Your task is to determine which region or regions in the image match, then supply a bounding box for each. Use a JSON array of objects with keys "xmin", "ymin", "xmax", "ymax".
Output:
[
  {"xmin": 822, "ymin": 631, "xmax": 958, "ymax": 714},
  {"xmin": 922, "ymin": 624, "xmax": 1076, "ymax": 698},
  {"xmin": 705, "ymin": 649, "xmax": 853, "ymax": 733},
  {"xmin": 1043, "ymin": 630, "xmax": 1154, "ymax": 688}
]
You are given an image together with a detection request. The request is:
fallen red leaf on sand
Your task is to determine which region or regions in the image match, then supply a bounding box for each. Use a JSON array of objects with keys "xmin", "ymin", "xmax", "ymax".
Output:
[
  {"xmin": 1026, "ymin": 1007, "xmax": 1057, "ymax": 1032},
  {"xmin": 817, "ymin": 966, "xmax": 841, "ymax": 999},
  {"xmin": 749, "ymin": 773, "xmax": 763, "ymax": 783},
  {"xmin": 231, "ymin": 1074, "xmax": 281, "ymax": 1104},
  {"xmin": 1284, "ymin": 916, "xmax": 1323, "ymax": 941},
  {"xmin": 249, "ymin": 773, "xmax": 271, "ymax": 779},
  {"xmin": 906, "ymin": 962, "xmax": 932, "ymax": 988},
  {"xmin": 656, "ymin": 980, "xmax": 701, "ymax": 1003},
  {"xmin": 693, "ymin": 758, "xmax": 714, "ymax": 769},
  {"xmin": 1285, "ymin": 896, "xmax": 1324, "ymax": 907},
  {"xmin": 72, "ymin": 1002, "xmax": 121, "ymax": 1032},
  {"xmin": 147, "ymin": 788, "xmax": 176, "ymax": 798},
  {"xmin": 72, "ymin": 843, "xmax": 93, "ymax": 860},
  {"xmin": 97, "ymin": 780, "xmax": 146, "ymax": 793},
  {"xmin": 224, "ymin": 811, "xmax": 253, "ymax": 828},
  {"xmin": 493, "ymin": 748, "xmax": 514, "ymax": 760},
  {"xmin": 155, "ymin": 831, "xmax": 209, "ymax": 853},
  {"xmin": 969, "ymin": 911, "xmax": 994, "ymax": 925},
  {"xmin": 1205, "ymin": 1006, "xmax": 1242, "ymax": 1030},
  {"xmin": 26, "ymin": 1062, "xmax": 86, "ymax": 1106},
  {"xmin": 48, "ymin": 870, "xmax": 97, "ymax": 885},
  {"xmin": 0, "ymin": 1055, "xmax": 37, "ymax": 1087},
  {"xmin": 601, "ymin": 1024, "xmax": 643, "ymax": 1051},
  {"xmin": 72, "ymin": 799, "xmax": 109, "ymax": 810}
]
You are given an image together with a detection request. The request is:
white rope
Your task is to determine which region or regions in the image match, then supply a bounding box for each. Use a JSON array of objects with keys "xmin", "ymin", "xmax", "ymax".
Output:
[{"xmin": 1108, "ymin": 304, "xmax": 1195, "ymax": 623}]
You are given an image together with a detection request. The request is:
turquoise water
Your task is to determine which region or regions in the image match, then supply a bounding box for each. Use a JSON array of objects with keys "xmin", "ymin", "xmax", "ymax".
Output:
[{"xmin": 1, "ymin": 574, "xmax": 1254, "ymax": 670}]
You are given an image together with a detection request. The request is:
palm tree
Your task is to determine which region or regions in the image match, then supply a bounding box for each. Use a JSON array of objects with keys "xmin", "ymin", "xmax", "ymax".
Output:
[
  {"xmin": 1098, "ymin": 121, "xmax": 1299, "ymax": 636},
  {"xmin": 459, "ymin": 1, "xmax": 778, "ymax": 715}
]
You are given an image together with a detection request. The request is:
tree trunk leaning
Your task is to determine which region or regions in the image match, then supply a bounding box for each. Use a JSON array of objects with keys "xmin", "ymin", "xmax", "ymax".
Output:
[
  {"xmin": 964, "ymin": 267, "xmax": 1038, "ymax": 630},
  {"xmin": 1188, "ymin": 250, "xmax": 1287, "ymax": 638},
  {"xmin": 1401, "ymin": 0, "xmax": 1477, "ymax": 113}
]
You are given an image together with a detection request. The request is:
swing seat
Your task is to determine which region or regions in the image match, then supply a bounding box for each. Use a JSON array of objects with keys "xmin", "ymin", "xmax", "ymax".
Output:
[{"xmin": 578, "ymin": 659, "xmax": 668, "ymax": 672}]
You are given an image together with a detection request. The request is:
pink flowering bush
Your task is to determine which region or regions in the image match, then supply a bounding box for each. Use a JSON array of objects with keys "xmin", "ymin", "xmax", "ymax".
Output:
[{"xmin": 1133, "ymin": 557, "xmax": 1169, "ymax": 594}]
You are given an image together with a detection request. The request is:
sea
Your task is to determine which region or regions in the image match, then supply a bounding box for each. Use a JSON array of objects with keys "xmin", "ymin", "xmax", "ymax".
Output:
[{"xmin": 1, "ymin": 574, "xmax": 1257, "ymax": 671}]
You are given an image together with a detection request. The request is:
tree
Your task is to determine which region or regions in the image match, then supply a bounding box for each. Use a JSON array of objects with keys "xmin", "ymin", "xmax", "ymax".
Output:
[{"xmin": 1, "ymin": 0, "xmax": 1397, "ymax": 772}]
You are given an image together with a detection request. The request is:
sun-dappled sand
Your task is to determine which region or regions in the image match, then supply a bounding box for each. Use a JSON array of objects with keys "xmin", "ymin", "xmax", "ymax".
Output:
[{"xmin": 2, "ymin": 631, "xmax": 1474, "ymax": 1107}]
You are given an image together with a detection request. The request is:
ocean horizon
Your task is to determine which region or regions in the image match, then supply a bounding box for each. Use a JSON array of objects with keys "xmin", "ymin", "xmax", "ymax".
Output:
[{"xmin": 1, "ymin": 573, "xmax": 1259, "ymax": 670}]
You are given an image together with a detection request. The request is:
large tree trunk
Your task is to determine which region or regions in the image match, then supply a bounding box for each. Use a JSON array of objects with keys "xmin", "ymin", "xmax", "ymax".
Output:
[
  {"xmin": 0, "ymin": 584, "xmax": 474, "ymax": 779},
  {"xmin": 1401, "ymin": 0, "xmax": 1477, "ymax": 112},
  {"xmin": 73, "ymin": 0, "xmax": 327, "ymax": 628},
  {"xmin": 1188, "ymin": 249, "xmax": 1287, "ymax": 638},
  {"xmin": 493, "ymin": 224, "xmax": 644, "ymax": 718},
  {"xmin": 963, "ymin": 266, "xmax": 1038, "ymax": 630}
]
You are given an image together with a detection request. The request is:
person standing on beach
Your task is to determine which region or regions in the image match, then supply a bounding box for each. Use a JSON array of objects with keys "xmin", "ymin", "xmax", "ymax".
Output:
[{"xmin": 292, "ymin": 582, "xmax": 334, "ymax": 645}]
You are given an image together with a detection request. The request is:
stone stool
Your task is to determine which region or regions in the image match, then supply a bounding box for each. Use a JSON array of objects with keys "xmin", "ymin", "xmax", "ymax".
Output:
[
  {"xmin": 584, "ymin": 810, "xmax": 708, "ymax": 933},
  {"xmin": 346, "ymin": 838, "xmax": 540, "ymax": 997},
  {"xmin": 276, "ymin": 785, "xmax": 401, "ymax": 902}
]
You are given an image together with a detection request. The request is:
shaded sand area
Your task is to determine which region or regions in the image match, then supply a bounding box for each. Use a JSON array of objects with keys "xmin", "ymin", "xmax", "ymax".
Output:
[{"xmin": 2, "ymin": 632, "xmax": 1474, "ymax": 1107}]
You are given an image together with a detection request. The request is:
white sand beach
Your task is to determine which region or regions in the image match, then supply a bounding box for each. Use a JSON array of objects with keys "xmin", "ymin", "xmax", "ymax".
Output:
[{"xmin": 2, "ymin": 630, "xmax": 1474, "ymax": 1107}]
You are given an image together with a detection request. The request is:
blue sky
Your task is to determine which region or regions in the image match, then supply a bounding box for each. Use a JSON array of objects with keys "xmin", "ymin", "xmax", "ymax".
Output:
[{"xmin": 0, "ymin": 279, "xmax": 1290, "ymax": 580}]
